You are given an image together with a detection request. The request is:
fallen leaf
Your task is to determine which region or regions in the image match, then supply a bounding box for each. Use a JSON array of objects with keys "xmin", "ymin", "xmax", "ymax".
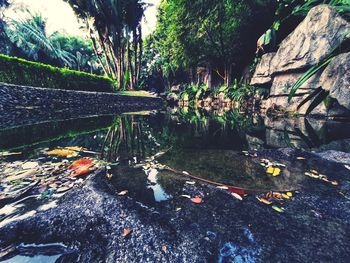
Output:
[
  {"xmin": 272, "ymin": 206, "xmax": 284, "ymax": 213},
  {"xmin": 185, "ymin": 181, "xmax": 195, "ymax": 185},
  {"xmin": 56, "ymin": 186, "xmax": 71, "ymax": 193},
  {"xmin": 266, "ymin": 167, "xmax": 281, "ymax": 176},
  {"xmin": 310, "ymin": 169, "xmax": 318, "ymax": 175},
  {"xmin": 117, "ymin": 190, "xmax": 128, "ymax": 196},
  {"xmin": 2, "ymin": 169, "xmax": 37, "ymax": 182},
  {"xmin": 282, "ymin": 193, "xmax": 290, "ymax": 199},
  {"xmin": 286, "ymin": 192, "xmax": 293, "ymax": 197},
  {"xmin": 331, "ymin": 180, "xmax": 338, "ymax": 186},
  {"xmin": 22, "ymin": 162, "xmax": 38, "ymax": 170},
  {"xmin": 227, "ymin": 187, "xmax": 246, "ymax": 196},
  {"xmin": 231, "ymin": 193, "xmax": 243, "ymax": 201},
  {"xmin": 256, "ymin": 197, "xmax": 272, "ymax": 205},
  {"xmin": 216, "ymin": 186, "xmax": 229, "ymax": 190},
  {"xmin": 191, "ymin": 197, "xmax": 202, "ymax": 204},
  {"xmin": 182, "ymin": 171, "xmax": 190, "ymax": 175},
  {"xmin": 345, "ymin": 165, "xmax": 350, "ymax": 170},
  {"xmin": 71, "ymin": 167, "xmax": 94, "ymax": 177},
  {"xmin": 180, "ymin": 195, "xmax": 191, "ymax": 199},
  {"xmin": 175, "ymin": 207, "xmax": 182, "ymax": 212},
  {"xmin": 162, "ymin": 245, "xmax": 167, "ymax": 253},
  {"xmin": 47, "ymin": 149, "xmax": 78, "ymax": 157},
  {"xmin": 122, "ymin": 228, "xmax": 132, "ymax": 237},
  {"xmin": 65, "ymin": 146, "xmax": 83, "ymax": 151},
  {"xmin": 69, "ymin": 159, "xmax": 94, "ymax": 170},
  {"xmin": 296, "ymin": 157, "xmax": 306, "ymax": 160}
]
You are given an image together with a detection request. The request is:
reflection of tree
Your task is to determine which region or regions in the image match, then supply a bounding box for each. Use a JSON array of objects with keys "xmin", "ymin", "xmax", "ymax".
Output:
[{"xmin": 101, "ymin": 116, "xmax": 148, "ymax": 162}]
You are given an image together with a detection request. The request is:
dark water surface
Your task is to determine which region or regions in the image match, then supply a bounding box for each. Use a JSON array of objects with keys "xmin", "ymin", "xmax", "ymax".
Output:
[{"xmin": 1, "ymin": 109, "xmax": 350, "ymax": 262}]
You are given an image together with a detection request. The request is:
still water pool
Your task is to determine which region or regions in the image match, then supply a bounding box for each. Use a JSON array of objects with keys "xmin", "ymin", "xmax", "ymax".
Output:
[{"xmin": 1, "ymin": 110, "xmax": 350, "ymax": 262}]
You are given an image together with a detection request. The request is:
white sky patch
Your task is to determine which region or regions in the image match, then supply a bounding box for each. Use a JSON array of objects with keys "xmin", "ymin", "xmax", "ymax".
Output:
[
  {"xmin": 5, "ymin": 0, "xmax": 84, "ymax": 36},
  {"xmin": 4, "ymin": 0, "xmax": 160, "ymax": 38}
]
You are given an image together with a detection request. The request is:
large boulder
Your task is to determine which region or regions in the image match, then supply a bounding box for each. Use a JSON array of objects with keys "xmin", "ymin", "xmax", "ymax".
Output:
[
  {"xmin": 319, "ymin": 52, "xmax": 350, "ymax": 111},
  {"xmin": 252, "ymin": 5, "xmax": 350, "ymax": 116},
  {"xmin": 272, "ymin": 5, "xmax": 349, "ymax": 74},
  {"xmin": 250, "ymin": 53, "xmax": 276, "ymax": 85}
]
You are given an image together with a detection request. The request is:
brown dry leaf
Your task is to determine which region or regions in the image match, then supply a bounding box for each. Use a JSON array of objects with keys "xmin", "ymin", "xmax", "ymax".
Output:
[
  {"xmin": 122, "ymin": 228, "xmax": 132, "ymax": 237},
  {"xmin": 162, "ymin": 245, "xmax": 167, "ymax": 253}
]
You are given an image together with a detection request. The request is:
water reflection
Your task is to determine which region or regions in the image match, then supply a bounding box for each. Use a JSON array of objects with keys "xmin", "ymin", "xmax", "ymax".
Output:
[{"xmin": 1, "ymin": 110, "xmax": 350, "ymax": 206}]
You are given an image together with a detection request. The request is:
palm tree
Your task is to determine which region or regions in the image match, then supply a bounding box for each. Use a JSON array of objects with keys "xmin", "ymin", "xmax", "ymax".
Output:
[
  {"xmin": 0, "ymin": 0, "xmax": 10, "ymax": 54},
  {"xmin": 5, "ymin": 11, "xmax": 75, "ymax": 67},
  {"xmin": 65, "ymin": 0, "xmax": 145, "ymax": 90}
]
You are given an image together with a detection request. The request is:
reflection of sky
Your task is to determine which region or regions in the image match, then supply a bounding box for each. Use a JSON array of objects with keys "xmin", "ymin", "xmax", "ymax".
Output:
[
  {"xmin": 5, "ymin": 0, "xmax": 160, "ymax": 37},
  {"xmin": 146, "ymin": 168, "xmax": 171, "ymax": 202},
  {"xmin": 1, "ymin": 255, "xmax": 61, "ymax": 263}
]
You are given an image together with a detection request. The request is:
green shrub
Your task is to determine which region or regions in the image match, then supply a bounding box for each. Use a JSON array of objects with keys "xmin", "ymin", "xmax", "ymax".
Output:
[{"xmin": 0, "ymin": 54, "xmax": 115, "ymax": 93}]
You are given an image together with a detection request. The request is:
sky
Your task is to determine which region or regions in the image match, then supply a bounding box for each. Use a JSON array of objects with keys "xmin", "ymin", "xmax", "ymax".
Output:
[{"xmin": 4, "ymin": 0, "xmax": 161, "ymax": 37}]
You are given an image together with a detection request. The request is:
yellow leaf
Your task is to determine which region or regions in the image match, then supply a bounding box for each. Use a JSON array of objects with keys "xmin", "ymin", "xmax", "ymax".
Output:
[
  {"xmin": 266, "ymin": 167, "xmax": 274, "ymax": 174},
  {"xmin": 282, "ymin": 193, "xmax": 290, "ymax": 199},
  {"xmin": 286, "ymin": 192, "xmax": 293, "ymax": 197},
  {"xmin": 65, "ymin": 146, "xmax": 83, "ymax": 151},
  {"xmin": 47, "ymin": 149, "xmax": 78, "ymax": 157},
  {"xmin": 272, "ymin": 168, "xmax": 281, "ymax": 176},
  {"xmin": 296, "ymin": 157, "xmax": 305, "ymax": 160}
]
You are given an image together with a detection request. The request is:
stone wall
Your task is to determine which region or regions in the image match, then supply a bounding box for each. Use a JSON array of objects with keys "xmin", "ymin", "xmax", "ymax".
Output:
[
  {"xmin": 251, "ymin": 5, "xmax": 350, "ymax": 117},
  {"xmin": 0, "ymin": 83, "xmax": 164, "ymax": 129}
]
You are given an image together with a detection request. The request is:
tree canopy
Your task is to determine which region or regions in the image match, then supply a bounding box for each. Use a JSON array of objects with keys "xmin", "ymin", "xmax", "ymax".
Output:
[{"xmin": 152, "ymin": 0, "xmax": 275, "ymax": 87}]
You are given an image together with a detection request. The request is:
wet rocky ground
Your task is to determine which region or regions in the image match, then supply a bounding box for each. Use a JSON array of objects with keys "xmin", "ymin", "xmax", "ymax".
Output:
[{"xmin": 1, "ymin": 148, "xmax": 350, "ymax": 262}]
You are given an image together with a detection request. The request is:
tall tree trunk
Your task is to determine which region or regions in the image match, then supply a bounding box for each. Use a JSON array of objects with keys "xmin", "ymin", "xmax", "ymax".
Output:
[
  {"xmin": 225, "ymin": 63, "xmax": 232, "ymax": 87},
  {"xmin": 133, "ymin": 27, "xmax": 138, "ymax": 88},
  {"xmin": 137, "ymin": 24, "xmax": 142, "ymax": 84},
  {"xmin": 206, "ymin": 64, "xmax": 212, "ymax": 89},
  {"xmin": 127, "ymin": 39, "xmax": 134, "ymax": 90}
]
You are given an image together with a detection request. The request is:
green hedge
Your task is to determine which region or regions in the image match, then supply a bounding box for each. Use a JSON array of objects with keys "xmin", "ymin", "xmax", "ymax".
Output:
[{"xmin": 0, "ymin": 54, "xmax": 115, "ymax": 93}]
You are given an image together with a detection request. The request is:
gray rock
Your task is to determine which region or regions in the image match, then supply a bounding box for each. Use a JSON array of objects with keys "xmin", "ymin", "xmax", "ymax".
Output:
[
  {"xmin": 272, "ymin": 5, "xmax": 349, "ymax": 74},
  {"xmin": 269, "ymin": 72, "xmax": 321, "ymax": 96},
  {"xmin": 320, "ymin": 52, "xmax": 350, "ymax": 111},
  {"xmin": 250, "ymin": 53, "xmax": 276, "ymax": 85},
  {"xmin": 263, "ymin": 94, "xmax": 327, "ymax": 115},
  {"xmin": 316, "ymin": 150, "xmax": 350, "ymax": 165}
]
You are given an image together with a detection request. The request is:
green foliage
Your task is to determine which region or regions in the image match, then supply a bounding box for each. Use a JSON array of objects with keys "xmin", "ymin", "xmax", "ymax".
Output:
[
  {"xmin": 4, "ymin": 12, "xmax": 100, "ymax": 74},
  {"xmin": 153, "ymin": 0, "xmax": 275, "ymax": 83},
  {"xmin": 0, "ymin": 54, "xmax": 115, "ymax": 92}
]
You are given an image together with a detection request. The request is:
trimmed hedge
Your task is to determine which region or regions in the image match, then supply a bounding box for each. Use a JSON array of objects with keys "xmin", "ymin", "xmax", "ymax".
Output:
[{"xmin": 0, "ymin": 54, "xmax": 115, "ymax": 93}]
